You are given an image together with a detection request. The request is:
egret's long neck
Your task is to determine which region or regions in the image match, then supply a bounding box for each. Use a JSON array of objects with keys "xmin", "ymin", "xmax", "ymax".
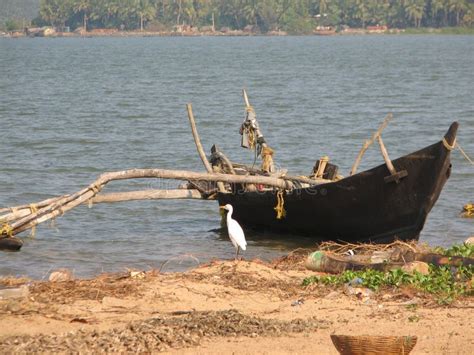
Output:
[{"xmin": 226, "ymin": 208, "xmax": 233, "ymax": 222}]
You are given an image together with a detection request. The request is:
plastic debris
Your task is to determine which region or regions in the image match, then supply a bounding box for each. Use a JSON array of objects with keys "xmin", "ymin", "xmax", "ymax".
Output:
[
  {"xmin": 49, "ymin": 269, "xmax": 74, "ymax": 282},
  {"xmin": 0, "ymin": 285, "xmax": 29, "ymax": 300}
]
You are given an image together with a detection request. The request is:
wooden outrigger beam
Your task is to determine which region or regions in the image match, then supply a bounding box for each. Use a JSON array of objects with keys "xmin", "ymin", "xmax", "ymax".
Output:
[{"xmin": 0, "ymin": 168, "xmax": 331, "ymax": 237}]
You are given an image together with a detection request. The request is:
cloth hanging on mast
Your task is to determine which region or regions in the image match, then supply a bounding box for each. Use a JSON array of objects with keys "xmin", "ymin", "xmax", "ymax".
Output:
[{"xmin": 239, "ymin": 106, "xmax": 266, "ymax": 154}]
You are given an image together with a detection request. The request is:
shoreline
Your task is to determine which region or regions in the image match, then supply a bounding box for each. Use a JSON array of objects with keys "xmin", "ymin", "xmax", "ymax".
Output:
[
  {"xmin": 2, "ymin": 27, "xmax": 474, "ymax": 39},
  {"xmin": 0, "ymin": 254, "xmax": 472, "ymax": 353}
]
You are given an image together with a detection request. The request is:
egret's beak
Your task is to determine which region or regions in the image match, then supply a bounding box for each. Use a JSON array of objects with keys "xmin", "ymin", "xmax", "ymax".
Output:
[{"xmin": 219, "ymin": 206, "xmax": 226, "ymax": 210}]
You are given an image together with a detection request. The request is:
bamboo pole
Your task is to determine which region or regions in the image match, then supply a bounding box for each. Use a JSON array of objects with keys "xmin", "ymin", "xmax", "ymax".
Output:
[
  {"xmin": 1, "ymin": 189, "xmax": 207, "ymax": 224},
  {"xmin": 350, "ymin": 113, "xmax": 393, "ymax": 176},
  {"xmin": 243, "ymin": 88, "xmax": 251, "ymax": 107},
  {"xmin": 242, "ymin": 89, "xmax": 276, "ymax": 174},
  {"xmin": 0, "ymin": 195, "xmax": 65, "ymax": 214},
  {"xmin": 242, "ymin": 89, "xmax": 265, "ymax": 144},
  {"xmin": 5, "ymin": 168, "xmax": 301, "ymax": 236},
  {"xmin": 90, "ymin": 189, "xmax": 206, "ymax": 204},
  {"xmin": 186, "ymin": 103, "xmax": 226, "ymax": 193}
]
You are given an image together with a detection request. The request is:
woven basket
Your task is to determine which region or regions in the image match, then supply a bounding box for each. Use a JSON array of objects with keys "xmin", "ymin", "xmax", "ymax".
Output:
[{"xmin": 330, "ymin": 335, "xmax": 417, "ymax": 355}]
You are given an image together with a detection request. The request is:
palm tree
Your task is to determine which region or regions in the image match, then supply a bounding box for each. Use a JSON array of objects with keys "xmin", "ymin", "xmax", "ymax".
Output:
[
  {"xmin": 243, "ymin": 0, "xmax": 261, "ymax": 26},
  {"xmin": 319, "ymin": 0, "xmax": 328, "ymax": 15},
  {"xmin": 404, "ymin": 0, "xmax": 426, "ymax": 27},
  {"xmin": 40, "ymin": 0, "xmax": 73, "ymax": 27},
  {"xmin": 102, "ymin": 0, "xmax": 120, "ymax": 27},
  {"xmin": 448, "ymin": 0, "xmax": 467, "ymax": 26},
  {"xmin": 354, "ymin": 0, "xmax": 369, "ymax": 28},
  {"xmin": 136, "ymin": 0, "xmax": 156, "ymax": 30},
  {"xmin": 431, "ymin": 0, "xmax": 445, "ymax": 26},
  {"xmin": 73, "ymin": 0, "xmax": 94, "ymax": 31}
]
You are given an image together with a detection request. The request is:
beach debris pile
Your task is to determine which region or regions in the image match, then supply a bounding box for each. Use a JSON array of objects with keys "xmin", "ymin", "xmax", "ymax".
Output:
[
  {"xmin": 0, "ymin": 310, "xmax": 329, "ymax": 352},
  {"xmin": 303, "ymin": 241, "xmax": 474, "ymax": 304}
]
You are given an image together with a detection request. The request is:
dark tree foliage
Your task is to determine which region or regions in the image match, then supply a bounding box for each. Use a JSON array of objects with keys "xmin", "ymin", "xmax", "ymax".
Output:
[{"xmin": 27, "ymin": 0, "xmax": 474, "ymax": 33}]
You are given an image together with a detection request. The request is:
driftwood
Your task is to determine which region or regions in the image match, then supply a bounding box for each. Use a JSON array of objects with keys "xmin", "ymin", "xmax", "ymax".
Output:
[{"xmin": 350, "ymin": 113, "xmax": 393, "ymax": 176}]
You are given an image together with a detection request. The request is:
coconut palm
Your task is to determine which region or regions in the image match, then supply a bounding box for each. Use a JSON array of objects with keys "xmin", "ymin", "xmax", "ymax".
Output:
[
  {"xmin": 40, "ymin": 0, "xmax": 74, "ymax": 27},
  {"xmin": 73, "ymin": 0, "xmax": 94, "ymax": 31},
  {"xmin": 448, "ymin": 0, "xmax": 467, "ymax": 25},
  {"xmin": 136, "ymin": 0, "xmax": 156, "ymax": 30}
]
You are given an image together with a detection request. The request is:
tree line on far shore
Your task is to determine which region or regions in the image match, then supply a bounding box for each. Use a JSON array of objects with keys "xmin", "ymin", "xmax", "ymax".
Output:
[{"xmin": 20, "ymin": 0, "xmax": 474, "ymax": 34}]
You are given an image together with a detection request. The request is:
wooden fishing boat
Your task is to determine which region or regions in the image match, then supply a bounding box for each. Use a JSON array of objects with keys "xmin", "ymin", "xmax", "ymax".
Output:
[
  {"xmin": 217, "ymin": 122, "xmax": 458, "ymax": 243},
  {"xmin": 0, "ymin": 91, "xmax": 459, "ymax": 248}
]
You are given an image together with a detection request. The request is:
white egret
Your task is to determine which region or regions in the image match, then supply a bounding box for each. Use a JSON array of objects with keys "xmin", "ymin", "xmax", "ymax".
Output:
[{"xmin": 220, "ymin": 204, "xmax": 247, "ymax": 260}]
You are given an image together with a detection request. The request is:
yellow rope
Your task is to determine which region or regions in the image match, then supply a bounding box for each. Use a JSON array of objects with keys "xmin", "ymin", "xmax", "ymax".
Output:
[
  {"xmin": 0, "ymin": 223, "xmax": 13, "ymax": 237},
  {"xmin": 261, "ymin": 146, "xmax": 274, "ymax": 173},
  {"xmin": 29, "ymin": 204, "xmax": 38, "ymax": 238},
  {"xmin": 274, "ymin": 190, "xmax": 286, "ymax": 219},
  {"xmin": 442, "ymin": 137, "xmax": 456, "ymax": 151},
  {"xmin": 462, "ymin": 203, "xmax": 474, "ymax": 218},
  {"xmin": 90, "ymin": 184, "xmax": 100, "ymax": 194},
  {"xmin": 247, "ymin": 127, "xmax": 256, "ymax": 149}
]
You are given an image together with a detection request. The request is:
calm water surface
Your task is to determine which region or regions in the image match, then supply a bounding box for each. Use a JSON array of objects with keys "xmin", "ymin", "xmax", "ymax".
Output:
[{"xmin": 0, "ymin": 35, "xmax": 473, "ymax": 279}]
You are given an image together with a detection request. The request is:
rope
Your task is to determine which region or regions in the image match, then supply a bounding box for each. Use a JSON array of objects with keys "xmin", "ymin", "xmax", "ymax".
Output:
[
  {"xmin": 29, "ymin": 204, "xmax": 38, "ymax": 238},
  {"xmin": 456, "ymin": 142, "xmax": 474, "ymax": 165},
  {"xmin": 0, "ymin": 223, "xmax": 13, "ymax": 237},
  {"xmin": 274, "ymin": 190, "xmax": 286, "ymax": 219},
  {"xmin": 443, "ymin": 138, "xmax": 473, "ymax": 165},
  {"xmin": 462, "ymin": 203, "xmax": 474, "ymax": 218},
  {"xmin": 29, "ymin": 204, "xmax": 38, "ymax": 214},
  {"xmin": 90, "ymin": 184, "xmax": 100, "ymax": 194},
  {"xmin": 261, "ymin": 146, "xmax": 274, "ymax": 173},
  {"xmin": 442, "ymin": 137, "xmax": 456, "ymax": 151}
]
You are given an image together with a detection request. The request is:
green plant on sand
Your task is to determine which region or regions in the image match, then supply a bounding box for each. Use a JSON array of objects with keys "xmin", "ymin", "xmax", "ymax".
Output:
[{"xmin": 303, "ymin": 265, "xmax": 473, "ymax": 305}]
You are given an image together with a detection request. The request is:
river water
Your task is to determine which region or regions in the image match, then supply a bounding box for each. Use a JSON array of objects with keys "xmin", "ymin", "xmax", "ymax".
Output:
[{"xmin": 0, "ymin": 35, "xmax": 473, "ymax": 279}]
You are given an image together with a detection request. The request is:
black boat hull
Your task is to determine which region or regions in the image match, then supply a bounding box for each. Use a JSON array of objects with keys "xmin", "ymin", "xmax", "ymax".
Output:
[{"xmin": 217, "ymin": 123, "xmax": 458, "ymax": 243}]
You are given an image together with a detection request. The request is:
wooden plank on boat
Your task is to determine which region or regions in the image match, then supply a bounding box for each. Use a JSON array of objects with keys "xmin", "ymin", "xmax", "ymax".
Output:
[{"xmin": 378, "ymin": 135, "xmax": 408, "ymax": 184}]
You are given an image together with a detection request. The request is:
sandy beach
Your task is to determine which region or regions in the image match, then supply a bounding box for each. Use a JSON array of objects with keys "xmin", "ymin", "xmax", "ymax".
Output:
[{"xmin": 0, "ymin": 255, "xmax": 472, "ymax": 354}]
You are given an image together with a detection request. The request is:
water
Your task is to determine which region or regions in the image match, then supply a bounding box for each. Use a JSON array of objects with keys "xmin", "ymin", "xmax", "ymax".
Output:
[{"xmin": 0, "ymin": 35, "xmax": 473, "ymax": 279}]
